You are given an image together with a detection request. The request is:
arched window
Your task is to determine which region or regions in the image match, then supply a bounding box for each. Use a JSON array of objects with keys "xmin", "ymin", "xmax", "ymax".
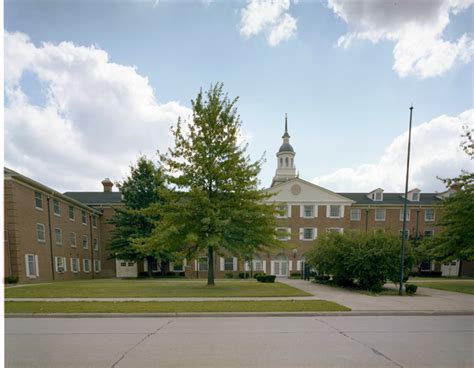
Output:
[
  {"xmin": 285, "ymin": 157, "xmax": 289, "ymax": 167},
  {"xmin": 279, "ymin": 158, "xmax": 283, "ymax": 167},
  {"xmin": 290, "ymin": 158, "xmax": 293, "ymax": 167}
]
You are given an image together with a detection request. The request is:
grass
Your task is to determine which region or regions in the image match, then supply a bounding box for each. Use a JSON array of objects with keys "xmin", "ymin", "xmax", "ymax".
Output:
[
  {"xmin": 4, "ymin": 279, "xmax": 310, "ymax": 298},
  {"xmin": 4, "ymin": 300, "xmax": 350, "ymax": 314},
  {"xmin": 411, "ymin": 281, "xmax": 474, "ymax": 295}
]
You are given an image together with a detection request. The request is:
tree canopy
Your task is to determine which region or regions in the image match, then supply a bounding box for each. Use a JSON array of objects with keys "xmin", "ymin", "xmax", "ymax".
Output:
[{"xmin": 139, "ymin": 83, "xmax": 281, "ymax": 285}]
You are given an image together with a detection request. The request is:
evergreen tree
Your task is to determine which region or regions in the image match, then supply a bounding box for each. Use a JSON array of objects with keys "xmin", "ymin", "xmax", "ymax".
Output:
[
  {"xmin": 141, "ymin": 83, "xmax": 281, "ymax": 286},
  {"xmin": 108, "ymin": 156, "xmax": 167, "ymax": 276}
]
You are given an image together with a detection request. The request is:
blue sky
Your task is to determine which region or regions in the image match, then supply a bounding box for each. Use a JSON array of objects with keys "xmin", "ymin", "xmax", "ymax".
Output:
[{"xmin": 4, "ymin": 0, "xmax": 474, "ymax": 192}]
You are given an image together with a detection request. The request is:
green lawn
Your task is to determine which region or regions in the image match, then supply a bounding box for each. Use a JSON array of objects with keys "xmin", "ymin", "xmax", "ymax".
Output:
[
  {"xmin": 412, "ymin": 280, "xmax": 474, "ymax": 295},
  {"xmin": 5, "ymin": 300, "xmax": 349, "ymax": 313},
  {"xmin": 4, "ymin": 279, "xmax": 310, "ymax": 298}
]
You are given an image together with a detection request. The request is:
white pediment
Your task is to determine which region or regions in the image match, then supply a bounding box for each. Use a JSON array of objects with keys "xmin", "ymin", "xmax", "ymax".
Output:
[{"xmin": 264, "ymin": 178, "xmax": 354, "ymax": 204}]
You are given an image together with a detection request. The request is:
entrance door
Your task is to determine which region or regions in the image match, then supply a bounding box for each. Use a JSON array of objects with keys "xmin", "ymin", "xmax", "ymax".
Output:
[{"xmin": 274, "ymin": 260, "xmax": 288, "ymax": 277}]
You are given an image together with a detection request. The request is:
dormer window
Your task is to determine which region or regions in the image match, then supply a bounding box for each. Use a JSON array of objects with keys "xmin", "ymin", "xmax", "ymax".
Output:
[
  {"xmin": 368, "ymin": 188, "xmax": 384, "ymax": 202},
  {"xmin": 412, "ymin": 192, "xmax": 419, "ymax": 201},
  {"xmin": 374, "ymin": 192, "xmax": 382, "ymax": 201},
  {"xmin": 407, "ymin": 189, "xmax": 421, "ymax": 202}
]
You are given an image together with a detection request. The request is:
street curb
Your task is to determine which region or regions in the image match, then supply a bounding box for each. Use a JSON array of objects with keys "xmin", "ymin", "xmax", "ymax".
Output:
[{"xmin": 5, "ymin": 310, "xmax": 474, "ymax": 318}]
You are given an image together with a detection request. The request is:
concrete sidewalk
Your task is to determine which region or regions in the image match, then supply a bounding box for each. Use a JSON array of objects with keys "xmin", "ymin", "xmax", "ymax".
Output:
[{"xmin": 279, "ymin": 278, "xmax": 474, "ymax": 312}]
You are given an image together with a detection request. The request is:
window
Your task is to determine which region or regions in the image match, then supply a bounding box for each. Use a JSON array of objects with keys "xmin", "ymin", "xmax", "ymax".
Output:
[
  {"xmin": 34, "ymin": 192, "xmax": 43, "ymax": 210},
  {"xmin": 93, "ymin": 238, "xmax": 99, "ymax": 251},
  {"xmin": 54, "ymin": 228, "xmax": 62, "ymax": 245},
  {"xmin": 69, "ymin": 232, "xmax": 77, "ymax": 247},
  {"xmin": 328, "ymin": 205, "xmax": 341, "ymax": 218},
  {"xmin": 276, "ymin": 204, "xmax": 288, "ymax": 218},
  {"xmin": 69, "ymin": 206, "xmax": 75, "ymax": 221},
  {"xmin": 399, "ymin": 230, "xmax": 409, "ymax": 240},
  {"xmin": 53, "ymin": 199, "xmax": 60, "ymax": 216},
  {"xmin": 92, "ymin": 215, "xmax": 97, "ymax": 228},
  {"xmin": 400, "ymin": 209, "xmax": 410, "ymax": 221},
  {"xmin": 276, "ymin": 227, "xmax": 291, "ymax": 241},
  {"xmin": 120, "ymin": 262, "xmax": 126, "ymax": 267},
  {"xmin": 224, "ymin": 257, "xmax": 234, "ymax": 271},
  {"xmin": 71, "ymin": 258, "xmax": 80, "ymax": 273},
  {"xmin": 375, "ymin": 208, "xmax": 386, "ymax": 221},
  {"xmin": 94, "ymin": 260, "xmax": 101, "ymax": 273},
  {"xmin": 198, "ymin": 257, "xmax": 208, "ymax": 271},
  {"xmin": 279, "ymin": 158, "xmax": 283, "ymax": 167},
  {"xmin": 172, "ymin": 260, "xmax": 185, "ymax": 272},
  {"xmin": 350, "ymin": 209, "xmax": 361, "ymax": 221},
  {"xmin": 82, "ymin": 235, "xmax": 89, "ymax": 249},
  {"xmin": 36, "ymin": 223, "xmax": 46, "ymax": 242},
  {"xmin": 25, "ymin": 254, "xmax": 39, "ymax": 278},
  {"xmin": 83, "ymin": 259, "xmax": 91, "ymax": 273},
  {"xmin": 374, "ymin": 192, "xmax": 383, "ymax": 201},
  {"xmin": 55, "ymin": 256, "xmax": 66, "ymax": 273},
  {"xmin": 81, "ymin": 210, "xmax": 87, "ymax": 225},
  {"xmin": 412, "ymin": 192, "xmax": 419, "ymax": 201},
  {"xmin": 253, "ymin": 259, "xmax": 264, "ymax": 272},
  {"xmin": 303, "ymin": 205, "xmax": 314, "ymax": 218},
  {"xmin": 424, "ymin": 230, "xmax": 434, "ymax": 238},
  {"xmin": 302, "ymin": 228, "xmax": 314, "ymax": 240},
  {"xmin": 285, "ymin": 157, "xmax": 289, "ymax": 167},
  {"xmin": 425, "ymin": 209, "xmax": 435, "ymax": 221},
  {"xmin": 326, "ymin": 227, "xmax": 343, "ymax": 234}
]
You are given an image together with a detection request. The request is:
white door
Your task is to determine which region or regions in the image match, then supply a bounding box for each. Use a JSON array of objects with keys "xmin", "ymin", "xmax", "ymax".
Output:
[{"xmin": 274, "ymin": 260, "xmax": 288, "ymax": 277}]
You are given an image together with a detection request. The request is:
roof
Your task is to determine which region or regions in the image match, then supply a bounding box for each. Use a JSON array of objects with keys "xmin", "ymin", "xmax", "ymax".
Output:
[
  {"xmin": 278, "ymin": 143, "xmax": 294, "ymax": 153},
  {"xmin": 4, "ymin": 167, "xmax": 102, "ymax": 215},
  {"xmin": 338, "ymin": 192, "xmax": 443, "ymax": 206},
  {"xmin": 63, "ymin": 191, "xmax": 123, "ymax": 205}
]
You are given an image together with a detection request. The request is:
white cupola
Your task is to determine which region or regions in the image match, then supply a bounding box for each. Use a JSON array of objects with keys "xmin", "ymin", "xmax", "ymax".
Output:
[{"xmin": 272, "ymin": 114, "xmax": 297, "ymax": 186}]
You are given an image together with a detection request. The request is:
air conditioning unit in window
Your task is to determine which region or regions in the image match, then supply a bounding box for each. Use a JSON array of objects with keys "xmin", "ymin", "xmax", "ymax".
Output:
[{"xmin": 58, "ymin": 267, "xmax": 64, "ymax": 273}]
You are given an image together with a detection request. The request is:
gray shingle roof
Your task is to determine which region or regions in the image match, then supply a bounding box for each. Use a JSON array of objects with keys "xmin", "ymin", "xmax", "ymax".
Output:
[
  {"xmin": 63, "ymin": 192, "xmax": 123, "ymax": 205},
  {"xmin": 278, "ymin": 143, "xmax": 294, "ymax": 153},
  {"xmin": 338, "ymin": 193, "xmax": 443, "ymax": 206}
]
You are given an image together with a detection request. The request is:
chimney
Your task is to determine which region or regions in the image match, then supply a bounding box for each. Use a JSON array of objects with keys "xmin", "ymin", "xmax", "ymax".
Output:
[{"xmin": 101, "ymin": 178, "xmax": 113, "ymax": 192}]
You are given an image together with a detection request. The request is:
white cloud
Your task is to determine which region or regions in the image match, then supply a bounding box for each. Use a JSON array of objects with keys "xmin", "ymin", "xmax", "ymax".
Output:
[
  {"xmin": 312, "ymin": 110, "xmax": 474, "ymax": 192},
  {"xmin": 4, "ymin": 31, "xmax": 192, "ymax": 192},
  {"xmin": 329, "ymin": 0, "xmax": 474, "ymax": 78},
  {"xmin": 240, "ymin": 0, "xmax": 297, "ymax": 46}
]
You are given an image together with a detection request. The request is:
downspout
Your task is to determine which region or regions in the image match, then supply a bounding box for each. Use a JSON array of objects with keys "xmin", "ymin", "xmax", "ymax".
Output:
[
  {"xmin": 365, "ymin": 208, "xmax": 369, "ymax": 233},
  {"xmin": 89, "ymin": 213, "xmax": 95, "ymax": 279},
  {"xmin": 46, "ymin": 197, "xmax": 55, "ymax": 281}
]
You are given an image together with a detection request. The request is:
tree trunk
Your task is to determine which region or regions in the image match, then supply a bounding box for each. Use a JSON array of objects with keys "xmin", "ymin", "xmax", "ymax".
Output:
[
  {"xmin": 207, "ymin": 246, "xmax": 215, "ymax": 286},
  {"xmin": 146, "ymin": 256, "xmax": 153, "ymax": 278},
  {"xmin": 161, "ymin": 261, "xmax": 166, "ymax": 276}
]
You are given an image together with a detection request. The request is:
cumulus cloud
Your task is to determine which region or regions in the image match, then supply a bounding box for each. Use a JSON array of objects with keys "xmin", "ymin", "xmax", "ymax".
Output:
[
  {"xmin": 4, "ymin": 31, "xmax": 192, "ymax": 192},
  {"xmin": 240, "ymin": 0, "xmax": 297, "ymax": 46},
  {"xmin": 329, "ymin": 0, "xmax": 474, "ymax": 78},
  {"xmin": 313, "ymin": 110, "xmax": 474, "ymax": 192}
]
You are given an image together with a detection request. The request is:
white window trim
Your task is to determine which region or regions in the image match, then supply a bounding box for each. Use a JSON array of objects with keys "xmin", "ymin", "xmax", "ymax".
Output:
[
  {"xmin": 326, "ymin": 227, "xmax": 344, "ymax": 234},
  {"xmin": 34, "ymin": 192, "xmax": 43, "ymax": 211},
  {"xmin": 375, "ymin": 208, "xmax": 386, "ymax": 221},
  {"xmin": 71, "ymin": 258, "xmax": 80, "ymax": 273},
  {"xmin": 81, "ymin": 211, "xmax": 87, "ymax": 225},
  {"xmin": 25, "ymin": 254, "xmax": 39, "ymax": 278},
  {"xmin": 197, "ymin": 257, "xmax": 208, "ymax": 271},
  {"xmin": 83, "ymin": 259, "xmax": 91, "ymax": 273},
  {"xmin": 69, "ymin": 206, "xmax": 75, "ymax": 222},
  {"xmin": 70, "ymin": 232, "xmax": 77, "ymax": 248},
  {"xmin": 170, "ymin": 259, "xmax": 186, "ymax": 272},
  {"xmin": 53, "ymin": 199, "xmax": 61, "ymax": 217},
  {"xmin": 276, "ymin": 203, "xmax": 291, "ymax": 219},
  {"xmin": 93, "ymin": 238, "xmax": 99, "ymax": 251},
  {"xmin": 424, "ymin": 229, "xmax": 434, "ymax": 237},
  {"xmin": 276, "ymin": 227, "xmax": 291, "ymax": 241},
  {"xmin": 55, "ymin": 256, "xmax": 67, "ymax": 273},
  {"xmin": 82, "ymin": 235, "xmax": 89, "ymax": 249},
  {"xmin": 400, "ymin": 209, "xmax": 411, "ymax": 221},
  {"xmin": 399, "ymin": 229, "xmax": 410, "ymax": 239},
  {"xmin": 92, "ymin": 216, "xmax": 97, "ymax": 228},
  {"xmin": 300, "ymin": 227, "xmax": 317, "ymax": 241},
  {"xmin": 326, "ymin": 205, "xmax": 343, "ymax": 219},
  {"xmin": 54, "ymin": 228, "xmax": 63, "ymax": 245},
  {"xmin": 301, "ymin": 204, "xmax": 317, "ymax": 218},
  {"xmin": 36, "ymin": 223, "xmax": 46, "ymax": 243},
  {"xmin": 424, "ymin": 209, "xmax": 435, "ymax": 221},
  {"xmin": 350, "ymin": 209, "xmax": 361, "ymax": 221},
  {"xmin": 94, "ymin": 260, "xmax": 101, "ymax": 273}
]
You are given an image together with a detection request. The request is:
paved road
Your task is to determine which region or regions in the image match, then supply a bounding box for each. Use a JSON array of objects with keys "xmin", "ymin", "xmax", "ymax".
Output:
[
  {"xmin": 280, "ymin": 279, "xmax": 474, "ymax": 312},
  {"xmin": 6, "ymin": 316, "xmax": 474, "ymax": 368}
]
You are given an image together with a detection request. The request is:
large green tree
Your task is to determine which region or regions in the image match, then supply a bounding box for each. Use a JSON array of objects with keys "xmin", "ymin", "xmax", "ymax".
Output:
[
  {"xmin": 108, "ymin": 156, "xmax": 168, "ymax": 276},
  {"xmin": 140, "ymin": 83, "xmax": 281, "ymax": 286},
  {"xmin": 421, "ymin": 127, "xmax": 474, "ymax": 262}
]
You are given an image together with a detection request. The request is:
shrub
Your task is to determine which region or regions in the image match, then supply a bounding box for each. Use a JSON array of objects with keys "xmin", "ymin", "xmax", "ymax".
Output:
[
  {"xmin": 5, "ymin": 276, "xmax": 19, "ymax": 284},
  {"xmin": 238, "ymin": 272, "xmax": 250, "ymax": 279},
  {"xmin": 405, "ymin": 284, "xmax": 418, "ymax": 295},
  {"xmin": 313, "ymin": 275, "xmax": 330, "ymax": 284},
  {"xmin": 225, "ymin": 273, "xmax": 233, "ymax": 279},
  {"xmin": 254, "ymin": 272, "xmax": 265, "ymax": 279},
  {"xmin": 306, "ymin": 231, "xmax": 414, "ymax": 292},
  {"xmin": 289, "ymin": 272, "xmax": 302, "ymax": 279},
  {"xmin": 256, "ymin": 275, "xmax": 276, "ymax": 283},
  {"xmin": 419, "ymin": 271, "xmax": 442, "ymax": 277}
]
